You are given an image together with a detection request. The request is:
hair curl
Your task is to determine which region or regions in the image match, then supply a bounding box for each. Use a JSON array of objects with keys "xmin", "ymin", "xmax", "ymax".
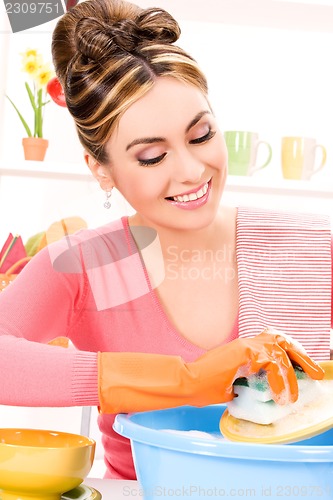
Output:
[{"xmin": 52, "ymin": 0, "xmax": 208, "ymax": 163}]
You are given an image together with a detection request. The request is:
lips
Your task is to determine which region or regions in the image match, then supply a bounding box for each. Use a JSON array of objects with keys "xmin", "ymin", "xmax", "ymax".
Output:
[
  {"xmin": 165, "ymin": 179, "xmax": 212, "ymax": 210},
  {"xmin": 166, "ymin": 180, "xmax": 210, "ymax": 203}
]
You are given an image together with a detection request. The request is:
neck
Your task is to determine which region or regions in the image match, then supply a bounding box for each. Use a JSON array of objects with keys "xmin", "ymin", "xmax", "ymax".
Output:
[{"xmin": 129, "ymin": 205, "xmax": 237, "ymax": 256}]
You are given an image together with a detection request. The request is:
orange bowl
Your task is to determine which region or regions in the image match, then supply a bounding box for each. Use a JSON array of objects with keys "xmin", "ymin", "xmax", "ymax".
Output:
[{"xmin": 0, "ymin": 428, "xmax": 95, "ymax": 500}]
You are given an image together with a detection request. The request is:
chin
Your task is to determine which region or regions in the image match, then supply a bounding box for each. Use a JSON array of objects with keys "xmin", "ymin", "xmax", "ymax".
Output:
[{"xmin": 167, "ymin": 205, "xmax": 220, "ymax": 232}]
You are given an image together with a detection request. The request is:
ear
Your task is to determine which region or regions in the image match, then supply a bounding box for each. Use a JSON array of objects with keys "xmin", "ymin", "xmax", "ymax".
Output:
[{"xmin": 84, "ymin": 152, "xmax": 114, "ymax": 190}]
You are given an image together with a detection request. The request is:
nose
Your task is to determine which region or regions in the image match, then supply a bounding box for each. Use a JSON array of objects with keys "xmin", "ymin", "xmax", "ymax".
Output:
[{"xmin": 173, "ymin": 148, "xmax": 205, "ymax": 184}]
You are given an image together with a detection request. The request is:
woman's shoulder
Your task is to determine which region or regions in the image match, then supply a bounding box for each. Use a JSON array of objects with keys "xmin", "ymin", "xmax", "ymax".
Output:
[
  {"xmin": 33, "ymin": 217, "xmax": 127, "ymax": 275},
  {"xmin": 67, "ymin": 217, "xmax": 127, "ymax": 243}
]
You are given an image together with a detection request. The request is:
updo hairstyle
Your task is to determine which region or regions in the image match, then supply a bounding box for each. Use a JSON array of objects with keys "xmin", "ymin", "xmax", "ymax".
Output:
[{"xmin": 52, "ymin": 0, "xmax": 208, "ymax": 163}]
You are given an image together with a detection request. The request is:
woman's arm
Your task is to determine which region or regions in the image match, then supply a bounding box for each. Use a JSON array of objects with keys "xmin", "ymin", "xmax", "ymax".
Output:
[{"xmin": 0, "ymin": 245, "xmax": 99, "ymax": 407}]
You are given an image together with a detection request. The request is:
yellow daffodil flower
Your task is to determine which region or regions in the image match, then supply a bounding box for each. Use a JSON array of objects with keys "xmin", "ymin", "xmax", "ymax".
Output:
[
  {"xmin": 6, "ymin": 49, "xmax": 54, "ymax": 138},
  {"xmin": 36, "ymin": 64, "xmax": 53, "ymax": 88},
  {"xmin": 21, "ymin": 55, "xmax": 40, "ymax": 76}
]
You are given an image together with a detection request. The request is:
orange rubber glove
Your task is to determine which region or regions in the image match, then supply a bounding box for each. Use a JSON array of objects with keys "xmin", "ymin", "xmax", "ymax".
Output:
[{"xmin": 98, "ymin": 329, "xmax": 324, "ymax": 414}]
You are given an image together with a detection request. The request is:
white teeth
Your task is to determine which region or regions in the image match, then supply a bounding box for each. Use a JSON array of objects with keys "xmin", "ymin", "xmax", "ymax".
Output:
[{"xmin": 172, "ymin": 182, "xmax": 209, "ymax": 203}]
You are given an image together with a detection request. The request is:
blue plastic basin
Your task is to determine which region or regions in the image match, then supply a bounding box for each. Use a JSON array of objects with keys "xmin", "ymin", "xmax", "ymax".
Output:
[{"xmin": 114, "ymin": 405, "xmax": 333, "ymax": 500}]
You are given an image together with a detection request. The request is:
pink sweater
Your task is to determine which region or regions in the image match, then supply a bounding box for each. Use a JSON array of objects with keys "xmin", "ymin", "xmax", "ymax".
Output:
[{"xmin": 0, "ymin": 212, "xmax": 332, "ymax": 479}]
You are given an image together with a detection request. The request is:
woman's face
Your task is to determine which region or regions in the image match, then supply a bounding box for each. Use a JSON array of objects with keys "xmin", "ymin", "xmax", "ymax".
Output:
[{"xmin": 106, "ymin": 77, "xmax": 228, "ymax": 231}]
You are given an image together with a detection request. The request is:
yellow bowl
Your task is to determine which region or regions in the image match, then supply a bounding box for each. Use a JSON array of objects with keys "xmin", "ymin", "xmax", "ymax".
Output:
[{"xmin": 0, "ymin": 428, "xmax": 95, "ymax": 500}]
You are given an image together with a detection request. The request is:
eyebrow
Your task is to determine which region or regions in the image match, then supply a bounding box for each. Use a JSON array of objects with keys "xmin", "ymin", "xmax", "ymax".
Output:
[{"xmin": 125, "ymin": 110, "xmax": 211, "ymax": 151}]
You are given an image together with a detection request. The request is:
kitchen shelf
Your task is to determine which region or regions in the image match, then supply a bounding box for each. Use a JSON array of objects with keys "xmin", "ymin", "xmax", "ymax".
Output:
[
  {"xmin": 0, "ymin": 160, "xmax": 93, "ymax": 182},
  {"xmin": 226, "ymin": 175, "xmax": 333, "ymax": 199}
]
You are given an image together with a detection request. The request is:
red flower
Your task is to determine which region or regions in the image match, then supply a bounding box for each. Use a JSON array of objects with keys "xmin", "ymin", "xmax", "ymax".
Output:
[{"xmin": 46, "ymin": 77, "xmax": 67, "ymax": 108}]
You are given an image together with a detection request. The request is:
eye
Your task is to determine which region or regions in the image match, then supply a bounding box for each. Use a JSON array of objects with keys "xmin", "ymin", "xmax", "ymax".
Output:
[
  {"xmin": 138, "ymin": 152, "xmax": 167, "ymax": 167},
  {"xmin": 190, "ymin": 129, "xmax": 216, "ymax": 145}
]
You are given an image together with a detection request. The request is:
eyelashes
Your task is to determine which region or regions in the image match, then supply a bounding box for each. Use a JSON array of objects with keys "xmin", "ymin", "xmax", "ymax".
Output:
[
  {"xmin": 190, "ymin": 129, "xmax": 216, "ymax": 145},
  {"xmin": 138, "ymin": 152, "xmax": 167, "ymax": 167},
  {"xmin": 137, "ymin": 129, "xmax": 216, "ymax": 167}
]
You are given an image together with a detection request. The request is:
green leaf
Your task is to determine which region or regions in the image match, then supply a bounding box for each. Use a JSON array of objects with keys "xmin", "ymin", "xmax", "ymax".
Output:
[
  {"xmin": 5, "ymin": 95, "xmax": 32, "ymax": 137},
  {"xmin": 25, "ymin": 82, "xmax": 39, "ymax": 137},
  {"xmin": 25, "ymin": 82, "xmax": 37, "ymax": 112}
]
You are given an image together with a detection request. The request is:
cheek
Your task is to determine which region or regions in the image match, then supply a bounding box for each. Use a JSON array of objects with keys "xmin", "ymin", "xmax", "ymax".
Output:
[
  {"xmin": 115, "ymin": 169, "xmax": 164, "ymax": 203},
  {"xmin": 204, "ymin": 134, "xmax": 228, "ymax": 171}
]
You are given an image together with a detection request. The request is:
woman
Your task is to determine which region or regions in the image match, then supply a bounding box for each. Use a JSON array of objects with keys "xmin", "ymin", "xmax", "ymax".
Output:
[{"xmin": 0, "ymin": 0, "xmax": 330, "ymax": 480}]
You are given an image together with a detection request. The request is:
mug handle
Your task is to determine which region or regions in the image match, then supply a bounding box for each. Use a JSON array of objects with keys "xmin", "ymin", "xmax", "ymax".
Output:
[
  {"xmin": 312, "ymin": 144, "xmax": 327, "ymax": 175},
  {"xmin": 250, "ymin": 141, "xmax": 272, "ymax": 174}
]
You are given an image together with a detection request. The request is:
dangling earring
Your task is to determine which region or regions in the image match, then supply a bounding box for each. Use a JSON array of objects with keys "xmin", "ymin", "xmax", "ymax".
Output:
[{"xmin": 104, "ymin": 190, "xmax": 112, "ymax": 209}]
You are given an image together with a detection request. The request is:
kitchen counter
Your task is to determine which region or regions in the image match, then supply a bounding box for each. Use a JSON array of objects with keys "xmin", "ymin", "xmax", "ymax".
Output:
[{"xmin": 85, "ymin": 478, "xmax": 140, "ymax": 498}]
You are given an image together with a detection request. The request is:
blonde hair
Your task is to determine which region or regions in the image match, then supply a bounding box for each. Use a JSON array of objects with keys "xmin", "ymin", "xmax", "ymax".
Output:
[{"xmin": 52, "ymin": 0, "xmax": 208, "ymax": 163}]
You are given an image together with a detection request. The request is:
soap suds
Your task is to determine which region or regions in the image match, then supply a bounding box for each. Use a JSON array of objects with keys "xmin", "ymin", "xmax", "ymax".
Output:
[
  {"xmin": 227, "ymin": 373, "xmax": 323, "ymax": 425},
  {"xmin": 229, "ymin": 379, "xmax": 333, "ymax": 440}
]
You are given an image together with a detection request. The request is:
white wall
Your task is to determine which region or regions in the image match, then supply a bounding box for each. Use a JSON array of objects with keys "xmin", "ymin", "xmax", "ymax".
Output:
[{"xmin": 0, "ymin": 5, "xmax": 9, "ymax": 143}]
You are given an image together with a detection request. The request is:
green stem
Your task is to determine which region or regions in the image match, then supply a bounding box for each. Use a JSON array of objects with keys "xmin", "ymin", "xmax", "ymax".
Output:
[
  {"xmin": 25, "ymin": 82, "xmax": 37, "ymax": 112},
  {"xmin": 36, "ymin": 88, "xmax": 43, "ymax": 138},
  {"xmin": 25, "ymin": 82, "xmax": 39, "ymax": 137}
]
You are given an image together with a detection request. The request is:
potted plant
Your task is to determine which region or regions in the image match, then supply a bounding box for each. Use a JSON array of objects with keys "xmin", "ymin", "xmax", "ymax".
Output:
[{"xmin": 6, "ymin": 49, "xmax": 54, "ymax": 161}]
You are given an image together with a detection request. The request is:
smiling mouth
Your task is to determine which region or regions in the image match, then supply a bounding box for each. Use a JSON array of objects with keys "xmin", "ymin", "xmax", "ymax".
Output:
[{"xmin": 166, "ymin": 181, "xmax": 210, "ymax": 203}]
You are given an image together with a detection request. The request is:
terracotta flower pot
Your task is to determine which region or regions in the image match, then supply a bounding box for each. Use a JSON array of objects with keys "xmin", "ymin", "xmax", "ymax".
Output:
[{"xmin": 22, "ymin": 137, "xmax": 49, "ymax": 161}]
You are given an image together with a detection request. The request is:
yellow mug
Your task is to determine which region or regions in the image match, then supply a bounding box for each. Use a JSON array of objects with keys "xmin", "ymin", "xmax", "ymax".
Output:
[{"xmin": 281, "ymin": 137, "xmax": 327, "ymax": 180}]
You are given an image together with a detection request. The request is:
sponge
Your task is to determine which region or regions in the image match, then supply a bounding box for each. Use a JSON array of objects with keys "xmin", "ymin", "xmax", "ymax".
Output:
[{"xmin": 227, "ymin": 366, "xmax": 322, "ymax": 425}]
